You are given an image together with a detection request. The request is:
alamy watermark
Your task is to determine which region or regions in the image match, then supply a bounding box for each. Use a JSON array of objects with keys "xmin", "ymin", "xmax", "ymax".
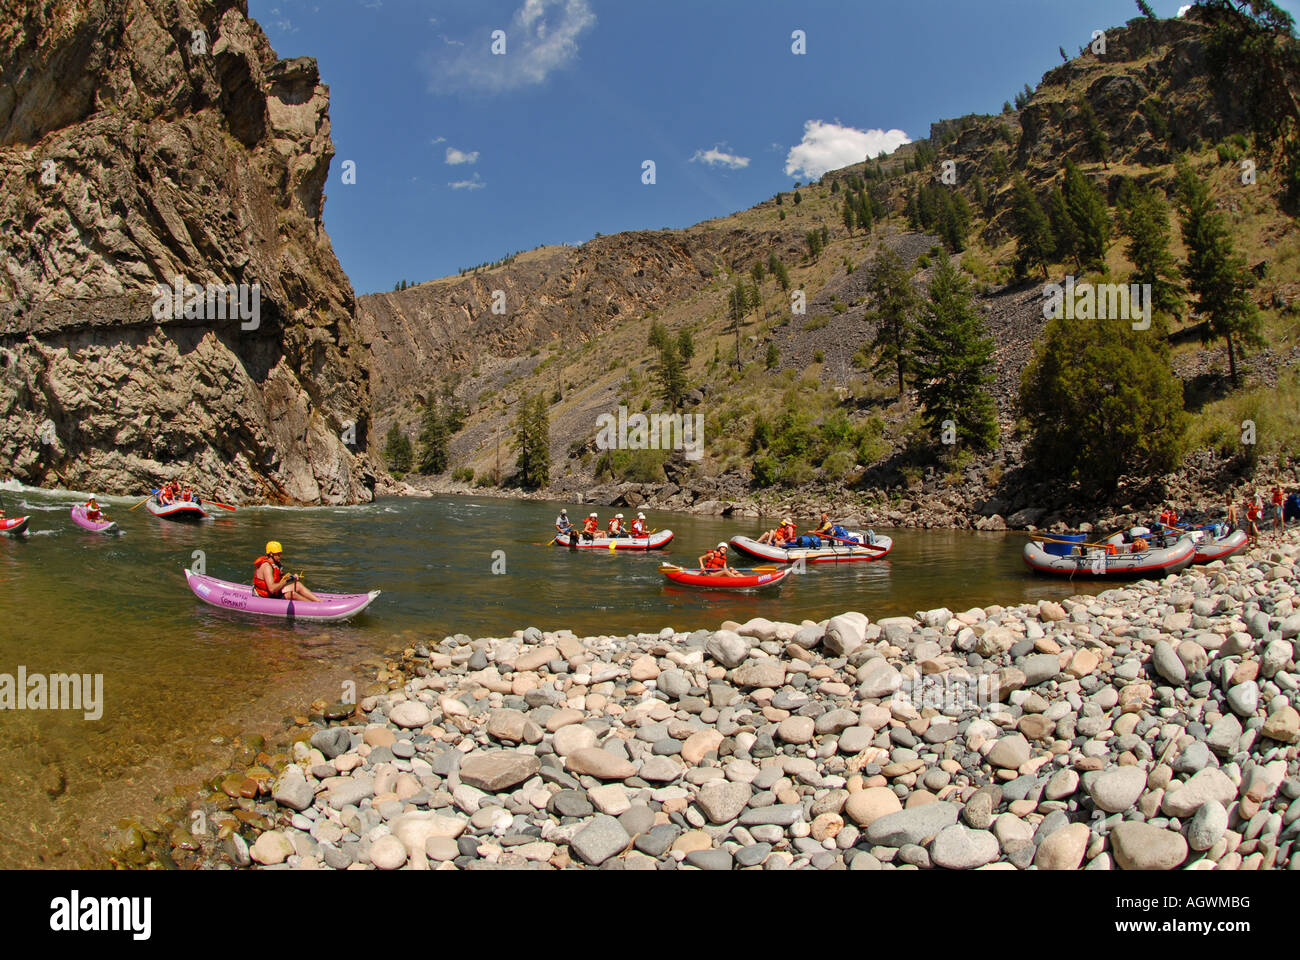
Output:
[
  {"xmin": 1042, "ymin": 276, "xmax": 1151, "ymax": 331},
  {"xmin": 0, "ymin": 666, "xmax": 103, "ymax": 720},
  {"xmin": 151, "ymin": 276, "xmax": 261, "ymax": 330},
  {"xmin": 890, "ymin": 672, "xmax": 1000, "ymax": 715},
  {"xmin": 595, "ymin": 405, "xmax": 704, "ymax": 461}
]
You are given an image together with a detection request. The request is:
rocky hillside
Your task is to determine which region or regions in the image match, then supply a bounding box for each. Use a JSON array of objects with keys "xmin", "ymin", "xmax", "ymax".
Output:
[
  {"xmin": 362, "ymin": 8, "xmax": 1300, "ymax": 529},
  {"xmin": 0, "ymin": 0, "xmax": 377, "ymax": 503}
]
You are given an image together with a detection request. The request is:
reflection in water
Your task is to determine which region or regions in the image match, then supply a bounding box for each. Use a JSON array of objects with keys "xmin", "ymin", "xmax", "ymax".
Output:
[{"xmin": 0, "ymin": 487, "xmax": 1084, "ymax": 866}]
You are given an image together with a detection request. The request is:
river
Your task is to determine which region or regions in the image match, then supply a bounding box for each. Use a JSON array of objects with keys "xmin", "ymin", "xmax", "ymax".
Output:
[{"xmin": 0, "ymin": 486, "xmax": 1084, "ymax": 867}]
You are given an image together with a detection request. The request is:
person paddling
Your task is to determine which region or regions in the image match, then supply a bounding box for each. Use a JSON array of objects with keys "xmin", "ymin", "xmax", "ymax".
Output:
[
  {"xmin": 581, "ymin": 512, "xmax": 600, "ymax": 543},
  {"xmin": 629, "ymin": 512, "xmax": 647, "ymax": 538},
  {"xmin": 608, "ymin": 513, "xmax": 625, "ymax": 538},
  {"xmin": 84, "ymin": 495, "xmax": 104, "ymax": 522},
  {"xmin": 811, "ymin": 512, "xmax": 835, "ymax": 538},
  {"xmin": 254, "ymin": 541, "xmax": 319, "ymax": 602},
  {"xmin": 698, "ymin": 542, "xmax": 741, "ymax": 577},
  {"xmin": 555, "ymin": 508, "xmax": 574, "ymax": 537}
]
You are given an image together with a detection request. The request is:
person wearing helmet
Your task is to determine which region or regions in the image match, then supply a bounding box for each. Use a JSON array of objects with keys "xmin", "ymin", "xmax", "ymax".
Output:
[
  {"xmin": 254, "ymin": 541, "xmax": 319, "ymax": 602},
  {"xmin": 698, "ymin": 542, "xmax": 741, "ymax": 576},
  {"xmin": 629, "ymin": 512, "xmax": 647, "ymax": 537},
  {"xmin": 581, "ymin": 512, "xmax": 600, "ymax": 542},
  {"xmin": 608, "ymin": 513, "xmax": 625, "ymax": 538},
  {"xmin": 555, "ymin": 508, "xmax": 575, "ymax": 537},
  {"xmin": 84, "ymin": 495, "xmax": 104, "ymax": 522}
]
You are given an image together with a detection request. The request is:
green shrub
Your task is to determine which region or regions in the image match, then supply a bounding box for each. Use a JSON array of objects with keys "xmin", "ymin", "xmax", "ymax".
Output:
[
  {"xmin": 451, "ymin": 466, "xmax": 474, "ymax": 483},
  {"xmin": 779, "ymin": 457, "xmax": 815, "ymax": 486},
  {"xmin": 751, "ymin": 454, "xmax": 780, "ymax": 487}
]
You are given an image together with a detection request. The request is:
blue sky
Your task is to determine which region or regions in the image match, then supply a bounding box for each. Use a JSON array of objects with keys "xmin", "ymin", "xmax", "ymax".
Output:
[{"xmin": 250, "ymin": 0, "xmax": 1299, "ymax": 295}]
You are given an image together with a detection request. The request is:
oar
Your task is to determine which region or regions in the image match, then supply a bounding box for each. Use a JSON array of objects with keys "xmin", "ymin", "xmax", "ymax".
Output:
[
  {"xmin": 128, "ymin": 496, "xmax": 152, "ymax": 511},
  {"xmin": 1031, "ymin": 535, "xmax": 1114, "ymax": 550},
  {"xmin": 201, "ymin": 497, "xmax": 237, "ymax": 511}
]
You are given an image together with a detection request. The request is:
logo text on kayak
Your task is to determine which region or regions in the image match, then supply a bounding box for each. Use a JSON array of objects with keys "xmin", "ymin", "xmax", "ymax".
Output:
[
  {"xmin": 151, "ymin": 277, "xmax": 262, "ymax": 331},
  {"xmin": 0, "ymin": 667, "xmax": 103, "ymax": 720},
  {"xmin": 1041, "ymin": 276, "xmax": 1151, "ymax": 331},
  {"xmin": 595, "ymin": 405, "xmax": 704, "ymax": 461}
]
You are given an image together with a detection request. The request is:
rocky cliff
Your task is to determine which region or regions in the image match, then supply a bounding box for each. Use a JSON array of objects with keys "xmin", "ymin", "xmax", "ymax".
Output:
[{"xmin": 0, "ymin": 0, "xmax": 376, "ymax": 503}]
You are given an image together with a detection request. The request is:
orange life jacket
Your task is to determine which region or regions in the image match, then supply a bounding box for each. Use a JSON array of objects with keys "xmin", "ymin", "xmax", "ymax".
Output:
[
  {"xmin": 703, "ymin": 550, "xmax": 726, "ymax": 569},
  {"xmin": 608, "ymin": 519, "xmax": 621, "ymax": 534},
  {"xmin": 583, "ymin": 518, "xmax": 599, "ymax": 534},
  {"xmin": 253, "ymin": 555, "xmax": 284, "ymax": 597},
  {"xmin": 1248, "ymin": 503, "xmax": 1261, "ymax": 521},
  {"xmin": 630, "ymin": 520, "xmax": 646, "ymax": 536},
  {"xmin": 1132, "ymin": 538, "xmax": 1149, "ymax": 552},
  {"xmin": 781, "ymin": 523, "xmax": 797, "ymax": 540}
]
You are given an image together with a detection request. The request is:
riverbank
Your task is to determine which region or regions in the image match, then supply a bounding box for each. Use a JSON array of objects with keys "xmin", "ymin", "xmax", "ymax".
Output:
[
  {"xmin": 402, "ymin": 453, "xmax": 1298, "ymax": 535},
  {"xmin": 134, "ymin": 529, "xmax": 1300, "ymax": 871}
]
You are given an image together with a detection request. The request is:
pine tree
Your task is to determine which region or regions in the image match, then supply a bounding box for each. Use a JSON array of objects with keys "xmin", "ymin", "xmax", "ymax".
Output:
[
  {"xmin": 1020, "ymin": 314, "xmax": 1187, "ymax": 491},
  {"xmin": 911, "ymin": 258, "xmax": 998, "ymax": 450},
  {"xmin": 765, "ymin": 342, "xmax": 780, "ymax": 369},
  {"xmin": 417, "ymin": 398, "xmax": 451, "ymax": 474},
  {"xmin": 842, "ymin": 198, "xmax": 856, "ymax": 235},
  {"xmin": 1120, "ymin": 183, "xmax": 1184, "ymax": 327},
  {"xmin": 1011, "ymin": 175, "xmax": 1056, "ymax": 278},
  {"xmin": 1136, "ymin": 0, "xmax": 1156, "ymax": 19},
  {"xmin": 1062, "ymin": 160, "xmax": 1109, "ymax": 270},
  {"xmin": 383, "ymin": 422, "xmax": 413, "ymax": 474},
  {"xmin": 1046, "ymin": 185, "xmax": 1079, "ymax": 265},
  {"xmin": 860, "ymin": 247, "xmax": 920, "ymax": 396},
  {"xmin": 1174, "ymin": 158, "xmax": 1263, "ymax": 384},
  {"xmin": 513, "ymin": 393, "xmax": 550, "ymax": 488},
  {"xmin": 1077, "ymin": 97, "xmax": 1110, "ymax": 169}
]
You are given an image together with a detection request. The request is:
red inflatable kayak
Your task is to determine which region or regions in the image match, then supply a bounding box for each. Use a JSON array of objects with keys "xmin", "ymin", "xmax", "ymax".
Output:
[
  {"xmin": 0, "ymin": 516, "xmax": 29, "ymax": 536},
  {"xmin": 660, "ymin": 564, "xmax": 791, "ymax": 590}
]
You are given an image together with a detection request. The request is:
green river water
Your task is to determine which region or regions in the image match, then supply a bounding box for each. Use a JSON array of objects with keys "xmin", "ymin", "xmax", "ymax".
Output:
[{"xmin": 0, "ymin": 486, "xmax": 1086, "ymax": 868}]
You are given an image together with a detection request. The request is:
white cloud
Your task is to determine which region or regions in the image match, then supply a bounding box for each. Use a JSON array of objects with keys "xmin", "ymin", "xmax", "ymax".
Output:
[
  {"xmin": 690, "ymin": 145, "xmax": 750, "ymax": 170},
  {"xmin": 427, "ymin": 0, "xmax": 595, "ymax": 94},
  {"xmin": 783, "ymin": 120, "xmax": 911, "ymax": 180},
  {"xmin": 431, "ymin": 136, "xmax": 447, "ymax": 144},
  {"xmin": 445, "ymin": 147, "xmax": 480, "ymax": 165},
  {"xmin": 1177, "ymin": 4, "xmax": 1192, "ymax": 15},
  {"xmin": 449, "ymin": 173, "xmax": 486, "ymax": 190}
]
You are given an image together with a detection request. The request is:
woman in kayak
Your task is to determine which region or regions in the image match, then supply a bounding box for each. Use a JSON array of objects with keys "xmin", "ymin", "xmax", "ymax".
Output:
[
  {"xmin": 84, "ymin": 495, "xmax": 104, "ymax": 522},
  {"xmin": 629, "ymin": 512, "xmax": 648, "ymax": 537},
  {"xmin": 254, "ymin": 541, "xmax": 320, "ymax": 602},
  {"xmin": 581, "ymin": 512, "xmax": 600, "ymax": 542},
  {"xmin": 698, "ymin": 543, "xmax": 741, "ymax": 577}
]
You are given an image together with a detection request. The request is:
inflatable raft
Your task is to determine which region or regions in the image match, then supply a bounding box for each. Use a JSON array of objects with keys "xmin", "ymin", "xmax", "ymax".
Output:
[
  {"xmin": 555, "ymin": 530, "xmax": 673, "ymax": 550},
  {"xmin": 660, "ymin": 565, "xmax": 791, "ymax": 590},
  {"xmin": 1188, "ymin": 526, "xmax": 1248, "ymax": 564},
  {"xmin": 71, "ymin": 505, "xmax": 118, "ymax": 533},
  {"xmin": 147, "ymin": 497, "xmax": 209, "ymax": 521},
  {"xmin": 184, "ymin": 570, "xmax": 380, "ymax": 622},
  {"xmin": 730, "ymin": 531, "xmax": 892, "ymax": 564},
  {"xmin": 0, "ymin": 516, "xmax": 29, "ymax": 536},
  {"xmin": 1023, "ymin": 533, "xmax": 1196, "ymax": 579}
]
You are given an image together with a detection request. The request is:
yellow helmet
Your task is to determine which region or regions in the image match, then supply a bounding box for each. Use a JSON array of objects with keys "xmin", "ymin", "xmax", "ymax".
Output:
[{"xmin": 265, "ymin": 541, "xmax": 283, "ymax": 555}]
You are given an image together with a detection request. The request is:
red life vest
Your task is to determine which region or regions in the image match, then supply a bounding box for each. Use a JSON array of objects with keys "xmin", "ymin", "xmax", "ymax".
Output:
[
  {"xmin": 583, "ymin": 518, "xmax": 599, "ymax": 534},
  {"xmin": 253, "ymin": 555, "xmax": 284, "ymax": 597},
  {"xmin": 703, "ymin": 550, "xmax": 726, "ymax": 569},
  {"xmin": 1248, "ymin": 503, "xmax": 1261, "ymax": 521},
  {"xmin": 630, "ymin": 520, "xmax": 646, "ymax": 536},
  {"xmin": 781, "ymin": 523, "xmax": 797, "ymax": 540},
  {"xmin": 84, "ymin": 502, "xmax": 101, "ymax": 520},
  {"xmin": 608, "ymin": 519, "xmax": 622, "ymax": 535}
]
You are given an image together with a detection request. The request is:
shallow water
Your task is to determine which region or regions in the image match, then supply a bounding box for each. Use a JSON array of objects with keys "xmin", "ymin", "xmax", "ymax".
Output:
[{"xmin": 0, "ymin": 488, "xmax": 1084, "ymax": 867}]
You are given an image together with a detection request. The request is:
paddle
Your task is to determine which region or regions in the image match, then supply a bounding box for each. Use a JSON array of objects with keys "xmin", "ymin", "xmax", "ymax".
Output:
[
  {"xmin": 201, "ymin": 497, "xmax": 237, "ymax": 511},
  {"xmin": 661, "ymin": 563, "xmax": 779, "ymax": 573},
  {"xmin": 1030, "ymin": 535, "xmax": 1115, "ymax": 550},
  {"xmin": 815, "ymin": 530, "xmax": 889, "ymax": 551},
  {"xmin": 128, "ymin": 496, "xmax": 152, "ymax": 511}
]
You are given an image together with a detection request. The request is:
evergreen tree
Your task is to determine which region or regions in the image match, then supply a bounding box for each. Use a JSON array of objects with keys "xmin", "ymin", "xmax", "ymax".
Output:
[
  {"xmin": 773, "ymin": 260, "xmax": 791, "ymax": 291},
  {"xmin": 1060, "ymin": 46, "xmax": 1069, "ymax": 62},
  {"xmin": 382, "ymin": 422, "xmax": 413, "ymax": 474},
  {"xmin": 842, "ymin": 198, "xmax": 856, "ymax": 234},
  {"xmin": 1120, "ymin": 183, "xmax": 1184, "ymax": 326},
  {"xmin": 677, "ymin": 328, "xmax": 694, "ymax": 363},
  {"xmin": 860, "ymin": 247, "xmax": 920, "ymax": 396},
  {"xmin": 1062, "ymin": 160, "xmax": 1110, "ymax": 269},
  {"xmin": 1174, "ymin": 158, "xmax": 1263, "ymax": 384},
  {"xmin": 1011, "ymin": 174, "xmax": 1056, "ymax": 278},
  {"xmin": 1077, "ymin": 97, "xmax": 1110, "ymax": 168},
  {"xmin": 1136, "ymin": 0, "xmax": 1156, "ymax": 19},
  {"xmin": 765, "ymin": 342, "xmax": 780, "ymax": 369},
  {"xmin": 513, "ymin": 393, "xmax": 550, "ymax": 489},
  {"xmin": 911, "ymin": 258, "xmax": 998, "ymax": 450},
  {"xmin": 793, "ymin": 190, "xmax": 803, "ymax": 205},
  {"xmin": 1020, "ymin": 315, "xmax": 1187, "ymax": 491},
  {"xmin": 417, "ymin": 398, "xmax": 451, "ymax": 474},
  {"xmin": 1046, "ymin": 185, "xmax": 1079, "ymax": 265}
]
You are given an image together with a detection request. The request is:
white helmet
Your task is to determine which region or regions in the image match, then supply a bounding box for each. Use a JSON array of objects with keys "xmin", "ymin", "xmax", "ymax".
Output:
[
  {"xmin": 717, "ymin": 542, "xmax": 728, "ymax": 549},
  {"xmin": 589, "ymin": 512, "xmax": 597, "ymax": 518},
  {"xmin": 637, "ymin": 512, "xmax": 645, "ymax": 519},
  {"xmin": 615, "ymin": 513, "xmax": 624, "ymax": 519}
]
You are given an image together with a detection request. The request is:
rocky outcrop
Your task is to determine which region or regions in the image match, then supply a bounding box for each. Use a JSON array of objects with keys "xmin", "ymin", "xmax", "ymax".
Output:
[{"xmin": 0, "ymin": 0, "xmax": 376, "ymax": 503}]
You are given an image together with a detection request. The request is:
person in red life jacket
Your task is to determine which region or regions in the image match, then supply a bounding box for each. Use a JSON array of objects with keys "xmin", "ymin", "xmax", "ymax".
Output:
[
  {"xmin": 629, "ymin": 512, "xmax": 647, "ymax": 537},
  {"xmin": 1272, "ymin": 485, "xmax": 1286, "ymax": 534},
  {"xmin": 608, "ymin": 513, "xmax": 626, "ymax": 538},
  {"xmin": 698, "ymin": 542, "xmax": 741, "ymax": 577},
  {"xmin": 581, "ymin": 512, "xmax": 600, "ymax": 542},
  {"xmin": 83, "ymin": 495, "xmax": 103, "ymax": 522},
  {"xmin": 1246, "ymin": 495, "xmax": 1262, "ymax": 545},
  {"xmin": 253, "ymin": 541, "xmax": 319, "ymax": 602},
  {"xmin": 157, "ymin": 482, "xmax": 173, "ymax": 505},
  {"xmin": 182, "ymin": 484, "xmax": 195, "ymax": 503}
]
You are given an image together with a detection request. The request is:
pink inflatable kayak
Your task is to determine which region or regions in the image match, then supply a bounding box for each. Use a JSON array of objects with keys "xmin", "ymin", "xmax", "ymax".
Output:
[
  {"xmin": 184, "ymin": 570, "xmax": 380, "ymax": 622},
  {"xmin": 147, "ymin": 497, "xmax": 209, "ymax": 520},
  {"xmin": 71, "ymin": 505, "xmax": 118, "ymax": 533},
  {"xmin": 0, "ymin": 516, "xmax": 29, "ymax": 536}
]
